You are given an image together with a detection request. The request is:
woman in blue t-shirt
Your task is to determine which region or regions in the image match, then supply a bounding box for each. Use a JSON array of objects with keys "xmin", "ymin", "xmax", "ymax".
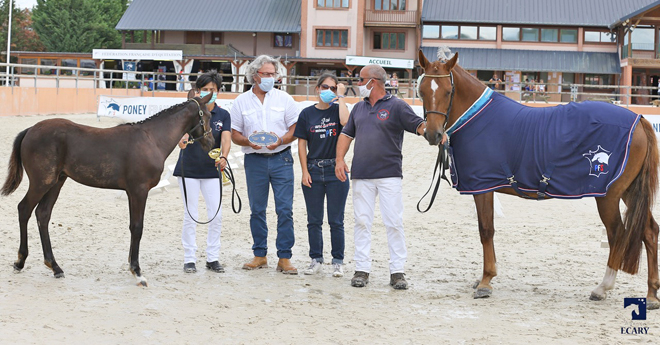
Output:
[
  {"xmin": 293, "ymin": 73, "xmax": 350, "ymax": 277},
  {"xmin": 173, "ymin": 71, "xmax": 232, "ymax": 274}
]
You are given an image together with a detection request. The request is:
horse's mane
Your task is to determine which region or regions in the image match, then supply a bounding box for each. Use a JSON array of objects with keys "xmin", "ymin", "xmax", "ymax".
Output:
[{"xmin": 119, "ymin": 99, "xmax": 193, "ymax": 126}]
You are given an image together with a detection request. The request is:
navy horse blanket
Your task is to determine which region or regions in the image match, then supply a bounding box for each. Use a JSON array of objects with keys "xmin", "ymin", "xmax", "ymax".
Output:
[{"xmin": 447, "ymin": 89, "xmax": 641, "ymax": 199}]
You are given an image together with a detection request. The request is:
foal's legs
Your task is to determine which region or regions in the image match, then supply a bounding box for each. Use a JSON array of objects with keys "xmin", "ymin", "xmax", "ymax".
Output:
[
  {"xmin": 643, "ymin": 214, "xmax": 660, "ymax": 309},
  {"xmin": 127, "ymin": 189, "xmax": 149, "ymax": 287},
  {"xmin": 14, "ymin": 183, "xmax": 54, "ymax": 272},
  {"xmin": 591, "ymin": 196, "xmax": 623, "ymax": 301},
  {"xmin": 473, "ymin": 192, "xmax": 496, "ymax": 298},
  {"xmin": 35, "ymin": 176, "xmax": 67, "ymax": 278}
]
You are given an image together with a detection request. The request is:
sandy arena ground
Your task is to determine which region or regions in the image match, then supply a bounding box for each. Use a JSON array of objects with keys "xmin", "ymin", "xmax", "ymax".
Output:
[{"xmin": 0, "ymin": 113, "xmax": 658, "ymax": 344}]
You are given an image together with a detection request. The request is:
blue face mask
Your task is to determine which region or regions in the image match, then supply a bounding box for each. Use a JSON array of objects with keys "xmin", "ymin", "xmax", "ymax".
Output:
[
  {"xmin": 200, "ymin": 91, "xmax": 217, "ymax": 104},
  {"xmin": 258, "ymin": 77, "xmax": 275, "ymax": 92},
  {"xmin": 319, "ymin": 90, "xmax": 336, "ymax": 104}
]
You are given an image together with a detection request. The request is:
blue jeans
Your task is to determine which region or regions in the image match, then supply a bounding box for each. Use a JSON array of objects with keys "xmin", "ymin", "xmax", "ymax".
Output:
[
  {"xmin": 301, "ymin": 159, "xmax": 350, "ymax": 264},
  {"xmin": 244, "ymin": 150, "xmax": 295, "ymax": 259}
]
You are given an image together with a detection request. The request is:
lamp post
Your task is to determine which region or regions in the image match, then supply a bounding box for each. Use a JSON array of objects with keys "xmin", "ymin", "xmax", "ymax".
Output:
[{"xmin": 5, "ymin": 0, "xmax": 13, "ymax": 86}]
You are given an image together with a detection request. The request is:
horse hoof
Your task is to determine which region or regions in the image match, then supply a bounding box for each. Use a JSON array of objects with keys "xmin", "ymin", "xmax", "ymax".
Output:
[
  {"xmin": 472, "ymin": 280, "xmax": 480, "ymax": 289},
  {"xmin": 648, "ymin": 301, "xmax": 660, "ymax": 310},
  {"xmin": 136, "ymin": 280, "xmax": 148, "ymax": 287},
  {"xmin": 13, "ymin": 263, "xmax": 23, "ymax": 272},
  {"xmin": 54, "ymin": 272, "xmax": 65, "ymax": 278},
  {"xmin": 589, "ymin": 292, "xmax": 606, "ymax": 301},
  {"xmin": 473, "ymin": 287, "xmax": 492, "ymax": 299}
]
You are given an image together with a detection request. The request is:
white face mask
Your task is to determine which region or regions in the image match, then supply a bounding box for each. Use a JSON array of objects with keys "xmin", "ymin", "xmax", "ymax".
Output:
[
  {"xmin": 358, "ymin": 79, "xmax": 374, "ymax": 98},
  {"xmin": 258, "ymin": 77, "xmax": 275, "ymax": 92}
]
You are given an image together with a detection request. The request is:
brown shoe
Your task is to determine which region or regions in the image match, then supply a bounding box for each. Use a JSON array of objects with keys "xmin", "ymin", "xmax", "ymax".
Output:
[
  {"xmin": 242, "ymin": 256, "xmax": 268, "ymax": 270},
  {"xmin": 276, "ymin": 258, "xmax": 298, "ymax": 275}
]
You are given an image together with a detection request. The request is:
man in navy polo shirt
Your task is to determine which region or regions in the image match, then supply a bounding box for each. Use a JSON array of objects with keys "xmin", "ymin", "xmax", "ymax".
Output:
[{"xmin": 335, "ymin": 65, "xmax": 426, "ymax": 290}]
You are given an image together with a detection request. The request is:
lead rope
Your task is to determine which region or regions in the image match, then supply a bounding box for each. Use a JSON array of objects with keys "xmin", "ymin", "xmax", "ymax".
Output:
[{"xmin": 417, "ymin": 141, "xmax": 451, "ymax": 213}]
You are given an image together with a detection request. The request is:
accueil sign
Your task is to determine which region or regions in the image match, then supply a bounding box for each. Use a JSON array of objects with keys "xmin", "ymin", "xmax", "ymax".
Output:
[
  {"xmin": 92, "ymin": 49, "xmax": 183, "ymax": 61},
  {"xmin": 345, "ymin": 55, "xmax": 414, "ymax": 69}
]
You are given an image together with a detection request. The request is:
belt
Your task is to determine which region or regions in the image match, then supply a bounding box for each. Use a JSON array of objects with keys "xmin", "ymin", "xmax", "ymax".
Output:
[
  {"xmin": 252, "ymin": 146, "xmax": 291, "ymax": 157},
  {"xmin": 308, "ymin": 158, "xmax": 336, "ymax": 168}
]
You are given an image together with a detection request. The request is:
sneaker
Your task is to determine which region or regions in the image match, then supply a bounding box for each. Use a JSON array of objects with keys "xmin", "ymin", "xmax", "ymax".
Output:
[
  {"xmin": 390, "ymin": 273, "xmax": 408, "ymax": 290},
  {"xmin": 183, "ymin": 262, "xmax": 196, "ymax": 273},
  {"xmin": 351, "ymin": 271, "xmax": 369, "ymax": 287},
  {"xmin": 332, "ymin": 263, "xmax": 344, "ymax": 277},
  {"xmin": 303, "ymin": 259, "xmax": 323, "ymax": 275},
  {"xmin": 206, "ymin": 261, "xmax": 225, "ymax": 273}
]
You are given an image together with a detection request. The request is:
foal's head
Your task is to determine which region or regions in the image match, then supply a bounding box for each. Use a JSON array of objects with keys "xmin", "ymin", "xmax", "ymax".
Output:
[
  {"xmin": 187, "ymin": 89, "xmax": 215, "ymax": 152},
  {"xmin": 417, "ymin": 50, "xmax": 459, "ymax": 146}
]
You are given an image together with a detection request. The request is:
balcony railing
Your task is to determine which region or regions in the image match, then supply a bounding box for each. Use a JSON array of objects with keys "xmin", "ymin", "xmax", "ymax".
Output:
[{"xmin": 364, "ymin": 10, "xmax": 417, "ymax": 27}]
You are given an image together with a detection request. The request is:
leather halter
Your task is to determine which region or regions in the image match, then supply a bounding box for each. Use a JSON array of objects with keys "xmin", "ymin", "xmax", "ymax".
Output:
[
  {"xmin": 184, "ymin": 98, "xmax": 212, "ymax": 144},
  {"xmin": 422, "ymin": 72, "xmax": 455, "ymax": 129}
]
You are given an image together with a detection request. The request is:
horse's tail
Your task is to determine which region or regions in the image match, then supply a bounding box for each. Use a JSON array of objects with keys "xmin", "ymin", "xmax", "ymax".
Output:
[
  {"xmin": 615, "ymin": 118, "xmax": 658, "ymax": 274},
  {"xmin": 1, "ymin": 127, "xmax": 31, "ymax": 196}
]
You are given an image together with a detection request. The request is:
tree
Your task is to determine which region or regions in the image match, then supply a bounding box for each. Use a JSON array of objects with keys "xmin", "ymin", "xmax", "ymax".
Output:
[
  {"xmin": 0, "ymin": 0, "xmax": 44, "ymax": 62},
  {"xmin": 32, "ymin": 0, "xmax": 127, "ymax": 52}
]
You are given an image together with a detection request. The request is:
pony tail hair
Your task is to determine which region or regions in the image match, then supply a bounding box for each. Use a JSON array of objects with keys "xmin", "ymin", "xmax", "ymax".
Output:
[
  {"xmin": 1, "ymin": 128, "xmax": 30, "ymax": 196},
  {"xmin": 613, "ymin": 118, "xmax": 658, "ymax": 274}
]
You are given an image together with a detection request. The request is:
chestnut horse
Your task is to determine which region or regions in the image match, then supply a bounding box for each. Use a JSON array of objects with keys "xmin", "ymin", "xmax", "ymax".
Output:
[
  {"xmin": 1, "ymin": 91, "xmax": 215, "ymax": 286},
  {"xmin": 417, "ymin": 49, "xmax": 659, "ymax": 309}
]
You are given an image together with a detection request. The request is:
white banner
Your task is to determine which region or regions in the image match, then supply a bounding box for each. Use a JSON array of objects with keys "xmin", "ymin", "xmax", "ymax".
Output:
[
  {"xmin": 97, "ymin": 96, "xmax": 425, "ymax": 123},
  {"xmin": 345, "ymin": 55, "xmax": 414, "ymax": 69},
  {"xmin": 93, "ymin": 49, "xmax": 183, "ymax": 60}
]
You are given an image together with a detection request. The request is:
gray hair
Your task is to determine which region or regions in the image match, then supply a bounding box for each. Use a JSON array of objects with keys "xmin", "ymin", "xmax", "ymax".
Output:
[
  {"xmin": 245, "ymin": 55, "xmax": 280, "ymax": 84},
  {"xmin": 364, "ymin": 65, "xmax": 387, "ymax": 86}
]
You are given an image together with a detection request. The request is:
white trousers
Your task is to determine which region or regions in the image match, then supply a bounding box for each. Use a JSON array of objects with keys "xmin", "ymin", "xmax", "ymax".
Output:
[
  {"xmin": 178, "ymin": 177, "xmax": 222, "ymax": 264},
  {"xmin": 352, "ymin": 177, "xmax": 406, "ymax": 274}
]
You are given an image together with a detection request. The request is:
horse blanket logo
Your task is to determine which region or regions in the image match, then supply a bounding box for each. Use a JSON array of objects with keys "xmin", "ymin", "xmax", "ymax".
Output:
[
  {"xmin": 448, "ymin": 91, "xmax": 641, "ymax": 198},
  {"xmin": 583, "ymin": 145, "xmax": 612, "ymax": 177}
]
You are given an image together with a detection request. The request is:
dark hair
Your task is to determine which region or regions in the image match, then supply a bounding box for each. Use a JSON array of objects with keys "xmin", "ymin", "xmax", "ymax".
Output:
[
  {"xmin": 196, "ymin": 70, "xmax": 222, "ymax": 90},
  {"xmin": 315, "ymin": 72, "xmax": 338, "ymax": 89}
]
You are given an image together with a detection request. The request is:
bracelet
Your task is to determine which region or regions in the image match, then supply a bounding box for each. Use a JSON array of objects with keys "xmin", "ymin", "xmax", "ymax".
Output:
[{"xmin": 337, "ymin": 95, "xmax": 345, "ymax": 98}]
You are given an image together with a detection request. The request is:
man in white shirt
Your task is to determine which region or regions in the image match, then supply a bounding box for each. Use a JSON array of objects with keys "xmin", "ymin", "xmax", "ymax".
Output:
[{"xmin": 230, "ymin": 55, "xmax": 300, "ymax": 274}]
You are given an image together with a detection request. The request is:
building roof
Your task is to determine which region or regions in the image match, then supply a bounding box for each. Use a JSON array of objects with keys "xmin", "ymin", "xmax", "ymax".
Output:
[
  {"xmin": 116, "ymin": 0, "xmax": 301, "ymax": 33},
  {"xmin": 421, "ymin": 46, "xmax": 621, "ymax": 74},
  {"xmin": 422, "ymin": 0, "xmax": 659, "ymax": 28},
  {"xmin": 610, "ymin": 0, "xmax": 660, "ymax": 28}
]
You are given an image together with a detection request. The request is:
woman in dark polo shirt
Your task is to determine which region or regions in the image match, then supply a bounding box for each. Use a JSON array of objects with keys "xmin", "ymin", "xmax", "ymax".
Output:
[
  {"xmin": 294, "ymin": 72, "xmax": 350, "ymax": 277},
  {"xmin": 174, "ymin": 71, "xmax": 232, "ymax": 274}
]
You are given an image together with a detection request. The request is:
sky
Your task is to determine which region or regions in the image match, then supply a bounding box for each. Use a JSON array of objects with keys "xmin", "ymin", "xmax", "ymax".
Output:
[{"xmin": 13, "ymin": 0, "xmax": 37, "ymax": 9}]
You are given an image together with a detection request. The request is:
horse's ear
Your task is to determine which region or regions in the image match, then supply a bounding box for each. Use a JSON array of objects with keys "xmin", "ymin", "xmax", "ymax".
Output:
[
  {"xmin": 186, "ymin": 89, "xmax": 196, "ymax": 100},
  {"xmin": 445, "ymin": 52, "xmax": 459, "ymax": 71},
  {"xmin": 418, "ymin": 50, "xmax": 430, "ymax": 71}
]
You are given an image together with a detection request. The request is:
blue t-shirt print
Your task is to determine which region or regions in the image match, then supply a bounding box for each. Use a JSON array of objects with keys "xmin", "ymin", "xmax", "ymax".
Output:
[{"xmin": 294, "ymin": 103, "xmax": 343, "ymax": 160}]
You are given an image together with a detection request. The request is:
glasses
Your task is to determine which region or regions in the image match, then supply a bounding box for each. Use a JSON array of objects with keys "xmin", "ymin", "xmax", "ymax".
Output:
[
  {"xmin": 320, "ymin": 84, "xmax": 337, "ymax": 92},
  {"xmin": 358, "ymin": 77, "xmax": 380, "ymax": 83},
  {"xmin": 257, "ymin": 71, "xmax": 278, "ymax": 78}
]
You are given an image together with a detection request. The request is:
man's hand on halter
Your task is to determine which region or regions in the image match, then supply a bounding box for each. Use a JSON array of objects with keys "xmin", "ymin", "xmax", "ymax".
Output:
[{"xmin": 178, "ymin": 133, "xmax": 190, "ymax": 149}]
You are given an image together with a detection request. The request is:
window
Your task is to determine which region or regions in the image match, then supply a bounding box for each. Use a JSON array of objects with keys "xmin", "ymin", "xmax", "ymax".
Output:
[
  {"xmin": 21, "ymin": 58, "xmax": 37, "ymax": 75},
  {"xmin": 521, "ymin": 28, "xmax": 539, "ymax": 42},
  {"xmin": 585, "ymin": 74, "xmax": 611, "ymax": 86},
  {"xmin": 632, "ymin": 27, "xmax": 654, "ymax": 50},
  {"xmin": 441, "ymin": 25, "xmax": 458, "ymax": 39},
  {"xmin": 274, "ymin": 34, "xmax": 293, "ymax": 48},
  {"xmin": 423, "ymin": 25, "xmax": 440, "ymax": 39},
  {"xmin": 541, "ymin": 28, "xmax": 558, "ymax": 42},
  {"xmin": 374, "ymin": 0, "xmax": 406, "ymax": 10},
  {"xmin": 61, "ymin": 59, "xmax": 77, "ymax": 76},
  {"xmin": 374, "ymin": 32, "xmax": 405, "ymax": 50},
  {"xmin": 560, "ymin": 29, "xmax": 577, "ymax": 43},
  {"xmin": 316, "ymin": 29, "xmax": 348, "ymax": 47},
  {"xmin": 80, "ymin": 59, "xmax": 96, "ymax": 76},
  {"xmin": 479, "ymin": 27, "xmax": 496, "ymax": 40},
  {"xmin": 40, "ymin": 58, "xmax": 57, "ymax": 75},
  {"xmin": 460, "ymin": 26, "xmax": 477, "ymax": 40},
  {"xmin": 318, "ymin": 0, "xmax": 349, "ymax": 8},
  {"xmin": 502, "ymin": 27, "xmax": 520, "ymax": 41}
]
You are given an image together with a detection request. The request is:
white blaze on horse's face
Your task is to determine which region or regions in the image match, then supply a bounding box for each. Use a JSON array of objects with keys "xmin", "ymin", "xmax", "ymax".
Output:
[{"xmin": 430, "ymin": 79, "xmax": 439, "ymax": 105}]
